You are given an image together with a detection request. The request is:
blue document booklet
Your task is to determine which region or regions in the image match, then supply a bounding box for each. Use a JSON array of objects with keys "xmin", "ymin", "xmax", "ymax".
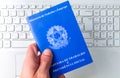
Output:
[{"xmin": 27, "ymin": 1, "xmax": 93, "ymax": 78}]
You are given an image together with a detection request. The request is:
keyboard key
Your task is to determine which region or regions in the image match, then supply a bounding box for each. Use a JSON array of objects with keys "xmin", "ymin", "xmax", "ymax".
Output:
[
  {"xmin": 0, "ymin": 17, "xmax": 4, "ymax": 24},
  {"xmin": 114, "ymin": 5, "xmax": 119, "ymax": 9},
  {"xmin": 11, "ymin": 33, "xmax": 18, "ymax": 39},
  {"xmin": 32, "ymin": 9, "xmax": 40, "ymax": 14},
  {"xmin": 1, "ymin": 10, "xmax": 8, "ymax": 16},
  {"xmin": 114, "ymin": 17, "xmax": 120, "ymax": 30},
  {"xmin": 0, "ymin": 33, "xmax": 2, "ymax": 39},
  {"xmin": 114, "ymin": 32, "xmax": 119, "ymax": 39},
  {"xmin": 25, "ymin": 10, "xmax": 32, "ymax": 16},
  {"xmin": 9, "ymin": 10, "xmax": 16, "ymax": 17},
  {"xmin": 93, "ymin": 5, "xmax": 99, "ymax": 9},
  {"xmin": 12, "ymin": 40, "xmax": 33, "ymax": 48},
  {"xmin": 107, "ymin": 39, "xmax": 113, "ymax": 46},
  {"xmin": 86, "ymin": 5, "xmax": 93, "ymax": 9},
  {"xmin": 94, "ymin": 10, "xmax": 100, "ymax": 16},
  {"xmin": 15, "ymin": 5, "xmax": 22, "ymax": 9},
  {"xmin": 7, "ymin": 25, "xmax": 14, "ymax": 31},
  {"xmin": 114, "ymin": 10, "xmax": 119, "ymax": 16},
  {"xmin": 23, "ymin": 25, "xmax": 30, "ymax": 31},
  {"xmin": 21, "ymin": 17, "xmax": 27, "ymax": 24},
  {"xmin": 107, "ymin": 10, "xmax": 113, "ymax": 16},
  {"xmin": 29, "ymin": 5, "xmax": 36, "ymax": 9},
  {"xmin": 22, "ymin": 5, "xmax": 28, "ymax": 9},
  {"xmin": 85, "ymin": 39, "xmax": 93, "ymax": 46},
  {"xmin": 107, "ymin": 24, "xmax": 113, "ymax": 30},
  {"xmin": 107, "ymin": 17, "xmax": 113, "ymax": 23},
  {"xmin": 17, "ymin": 10, "xmax": 24, "ymax": 17},
  {"xmin": 94, "ymin": 17, "xmax": 100, "ymax": 23},
  {"xmin": 0, "ymin": 5, "xmax": 6, "ymax": 9},
  {"xmin": 107, "ymin": 5, "xmax": 113, "ymax": 9},
  {"xmin": 27, "ymin": 32, "xmax": 33, "ymax": 39},
  {"xmin": 3, "ymin": 40, "xmax": 11, "ymax": 48},
  {"xmin": 107, "ymin": 32, "xmax": 113, "ymax": 39},
  {"xmin": 80, "ymin": 5, "xmax": 86, "ymax": 8},
  {"xmin": 94, "ymin": 24, "xmax": 100, "ymax": 31},
  {"xmin": 100, "ymin": 10, "xmax": 106, "ymax": 16},
  {"xmin": 0, "ymin": 25, "xmax": 6, "ymax": 31},
  {"xmin": 13, "ymin": 17, "xmax": 20, "ymax": 24},
  {"xmin": 15, "ymin": 25, "xmax": 22, "ymax": 31},
  {"xmin": 74, "ymin": 10, "xmax": 79, "ymax": 16},
  {"xmin": 3, "ymin": 32, "xmax": 10, "ymax": 39},
  {"xmin": 83, "ymin": 17, "xmax": 93, "ymax": 31},
  {"xmin": 36, "ymin": 5, "xmax": 43, "ymax": 9},
  {"xmin": 100, "ymin": 5, "xmax": 106, "ymax": 9},
  {"xmin": 94, "ymin": 40, "xmax": 106, "ymax": 46},
  {"xmin": 0, "ymin": 40, "xmax": 2, "ymax": 48},
  {"xmin": 114, "ymin": 40, "xmax": 120, "ymax": 46},
  {"xmin": 94, "ymin": 32, "xmax": 100, "ymax": 39},
  {"xmin": 79, "ymin": 23, "xmax": 84, "ymax": 31},
  {"xmin": 7, "ymin": 5, "xmax": 14, "ymax": 9},
  {"xmin": 80, "ymin": 10, "xmax": 92, "ymax": 16},
  {"xmin": 5, "ymin": 17, "xmax": 12, "ymax": 24},
  {"xmin": 19, "ymin": 33, "xmax": 26, "ymax": 39},
  {"xmin": 101, "ymin": 24, "xmax": 107, "ymax": 30},
  {"xmin": 72, "ymin": 5, "xmax": 79, "ymax": 9},
  {"xmin": 83, "ymin": 32, "xmax": 92, "ymax": 38},
  {"xmin": 101, "ymin": 17, "xmax": 106, "ymax": 23},
  {"xmin": 101, "ymin": 32, "xmax": 107, "ymax": 38}
]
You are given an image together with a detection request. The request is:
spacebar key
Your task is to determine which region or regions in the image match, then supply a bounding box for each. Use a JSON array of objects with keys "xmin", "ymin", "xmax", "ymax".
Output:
[{"xmin": 12, "ymin": 40, "xmax": 34, "ymax": 48}]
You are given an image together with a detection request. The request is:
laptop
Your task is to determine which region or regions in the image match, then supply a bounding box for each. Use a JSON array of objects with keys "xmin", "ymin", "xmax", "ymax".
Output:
[{"xmin": 0, "ymin": 0, "xmax": 120, "ymax": 78}]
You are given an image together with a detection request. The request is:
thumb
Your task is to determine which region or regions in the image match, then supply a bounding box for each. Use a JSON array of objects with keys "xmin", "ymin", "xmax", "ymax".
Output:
[{"xmin": 36, "ymin": 49, "xmax": 53, "ymax": 77}]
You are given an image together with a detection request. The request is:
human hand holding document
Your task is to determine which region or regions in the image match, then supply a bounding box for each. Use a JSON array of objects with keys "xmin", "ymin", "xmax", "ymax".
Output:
[{"xmin": 27, "ymin": 1, "xmax": 93, "ymax": 78}]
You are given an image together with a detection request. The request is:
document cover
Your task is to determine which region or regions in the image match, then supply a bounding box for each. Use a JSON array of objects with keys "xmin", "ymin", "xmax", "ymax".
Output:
[{"xmin": 27, "ymin": 1, "xmax": 93, "ymax": 78}]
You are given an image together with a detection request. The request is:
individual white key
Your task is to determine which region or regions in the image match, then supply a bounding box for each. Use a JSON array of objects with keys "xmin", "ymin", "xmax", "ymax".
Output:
[
  {"xmin": 29, "ymin": 5, "xmax": 36, "ymax": 9},
  {"xmin": 0, "ymin": 17, "xmax": 4, "ymax": 24},
  {"xmin": 82, "ymin": 32, "xmax": 92, "ymax": 38},
  {"xmin": 15, "ymin": 5, "xmax": 21, "ymax": 9},
  {"xmin": 101, "ymin": 32, "xmax": 107, "ymax": 38},
  {"xmin": 94, "ymin": 17, "xmax": 100, "ymax": 23},
  {"xmin": 107, "ymin": 39, "xmax": 113, "ymax": 46},
  {"xmin": 114, "ymin": 5, "xmax": 119, "ymax": 9},
  {"xmin": 22, "ymin": 5, "xmax": 28, "ymax": 9},
  {"xmin": 32, "ymin": 9, "xmax": 40, "ymax": 14},
  {"xmin": 94, "ymin": 32, "xmax": 100, "ymax": 39},
  {"xmin": 1, "ymin": 10, "xmax": 8, "ymax": 16},
  {"xmin": 100, "ymin": 10, "xmax": 106, "ymax": 16},
  {"xmin": 19, "ymin": 33, "xmax": 26, "ymax": 39},
  {"xmin": 100, "ymin": 5, "xmax": 106, "ymax": 9},
  {"xmin": 36, "ymin": 5, "xmax": 43, "ymax": 9},
  {"xmin": 73, "ymin": 5, "xmax": 79, "ymax": 9},
  {"xmin": 0, "ymin": 33, "xmax": 2, "ymax": 39},
  {"xmin": 80, "ymin": 5, "xmax": 86, "ymax": 8},
  {"xmin": 74, "ymin": 10, "xmax": 79, "ymax": 16},
  {"xmin": 114, "ymin": 40, "xmax": 120, "ymax": 46},
  {"xmin": 94, "ymin": 40, "xmax": 106, "ymax": 46},
  {"xmin": 101, "ymin": 24, "xmax": 107, "ymax": 30},
  {"xmin": 79, "ymin": 23, "xmax": 84, "ymax": 31},
  {"xmin": 107, "ymin": 24, "xmax": 113, "ymax": 30},
  {"xmin": 93, "ymin": 5, "xmax": 99, "ymax": 9},
  {"xmin": 0, "ymin": 5, "xmax": 6, "ymax": 9},
  {"xmin": 107, "ymin": 5, "xmax": 113, "ymax": 9},
  {"xmin": 23, "ymin": 25, "xmax": 30, "ymax": 31},
  {"xmin": 21, "ymin": 17, "xmax": 27, "ymax": 24},
  {"xmin": 114, "ymin": 10, "xmax": 119, "ymax": 16},
  {"xmin": 85, "ymin": 39, "xmax": 93, "ymax": 46},
  {"xmin": 9, "ymin": 10, "xmax": 16, "ymax": 17},
  {"xmin": 94, "ymin": 24, "xmax": 100, "ymax": 31},
  {"xmin": 27, "ymin": 32, "xmax": 33, "ymax": 39},
  {"xmin": 0, "ymin": 40, "xmax": 2, "ymax": 48},
  {"xmin": 77, "ymin": 17, "xmax": 82, "ymax": 23},
  {"xmin": 114, "ymin": 32, "xmax": 119, "ymax": 40},
  {"xmin": 3, "ymin": 40, "xmax": 11, "ymax": 48},
  {"xmin": 43, "ymin": 5, "xmax": 50, "ymax": 9},
  {"xmin": 11, "ymin": 32, "xmax": 18, "ymax": 39},
  {"xmin": 107, "ymin": 10, "xmax": 113, "ymax": 16},
  {"xmin": 25, "ymin": 10, "xmax": 32, "ymax": 16},
  {"xmin": 12, "ymin": 40, "xmax": 33, "ymax": 48},
  {"xmin": 17, "ymin": 10, "xmax": 24, "ymax": 17},
  {"xmin": 7, "ymin": 5, "xmax": 14, "ymax": 9},
  {"xmin": 114, "ymin": 17, "xmax": 120, "ymax": 30},
  {"xmin": 107, "ymin": 17, "xmax": 113, "ymax": 23},
  {"xmin": 5, "ymin": 17, "xmax": 12, "ymax": 24},
  {"xmin": 3, "ymin": 32, "xmax": 10, "ymax": 39},
  {"xmin": 13, "ymin": 17, "xmax": 20, "ymax": 24},
  {"xmin": 83, "ymin": 17, "xmax": 93, "ymax": 31},
  {"xmin": 15, "ymin": 25, "xmax": 22, "ymax": 31},
  {"xmin": 94, "ymin": 10, "xmax": 99, "ymax": 16},
  {"xmin": 107, "ymin": 32, "xmax": 113, "ymax": 39},
  {"xmin": 79, "ymin": 10, "xmax": 92, "ymax": 16},
  {"xmin": 7, "ymin": 25, "xmax": 14, "ymax": 31},
  {"xmin": 0, "ymin": 25, "xmax": 6, "ymax": 31},
  {"xmin": 86, "ymin": 5, "xmax": 93, "ymax": 9},
  {"xmin": 101, "ymin": 17, "xmax": 106, "ymax": 23}
]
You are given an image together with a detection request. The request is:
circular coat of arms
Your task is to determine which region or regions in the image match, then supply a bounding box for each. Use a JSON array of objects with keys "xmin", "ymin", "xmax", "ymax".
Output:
[{"xmin": 47, "ymin": 25, "xmax": 68, "ymax": 49}]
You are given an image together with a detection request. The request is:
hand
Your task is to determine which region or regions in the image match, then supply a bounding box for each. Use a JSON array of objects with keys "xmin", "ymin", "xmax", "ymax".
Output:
[{"xmin": 20, "ymin": 43, "xmax": 65, "ymax": 78}]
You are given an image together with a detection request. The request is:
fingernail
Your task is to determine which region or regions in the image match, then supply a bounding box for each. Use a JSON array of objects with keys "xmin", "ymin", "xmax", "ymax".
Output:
[{"xmin": 43, "ymin": 49, "xmax": 52, "ymax": 56}]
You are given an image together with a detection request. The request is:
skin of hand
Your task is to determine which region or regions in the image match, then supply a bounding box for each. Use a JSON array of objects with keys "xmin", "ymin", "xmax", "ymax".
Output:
[{"xmin": 20, "ymin": 43, "xmax": 65, "ymax": 78}]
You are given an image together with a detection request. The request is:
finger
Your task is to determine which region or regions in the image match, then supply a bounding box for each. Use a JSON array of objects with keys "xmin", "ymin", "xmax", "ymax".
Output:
[
  {"xmin": 38, "ymin": 49, "xmax": 53, "ymax": 73},
  {"xmin": 21, "ymin": 43, "xmax": 40, "ymax": 78},
  {"xmin": 57, "ymin": 75, "xmax": 66, "ymax": 78}
]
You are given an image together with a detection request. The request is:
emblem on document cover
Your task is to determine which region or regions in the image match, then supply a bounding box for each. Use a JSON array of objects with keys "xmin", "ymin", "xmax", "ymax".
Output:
[{"xmin": 47, "ymin": 25, "xmax": 68, "ymax": 49}]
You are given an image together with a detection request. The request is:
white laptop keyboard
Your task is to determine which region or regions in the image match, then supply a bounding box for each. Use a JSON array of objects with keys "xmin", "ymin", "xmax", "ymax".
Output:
[{"xmin": 0, "ymin": 4, "xmax": 120, "ymax": 48}]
